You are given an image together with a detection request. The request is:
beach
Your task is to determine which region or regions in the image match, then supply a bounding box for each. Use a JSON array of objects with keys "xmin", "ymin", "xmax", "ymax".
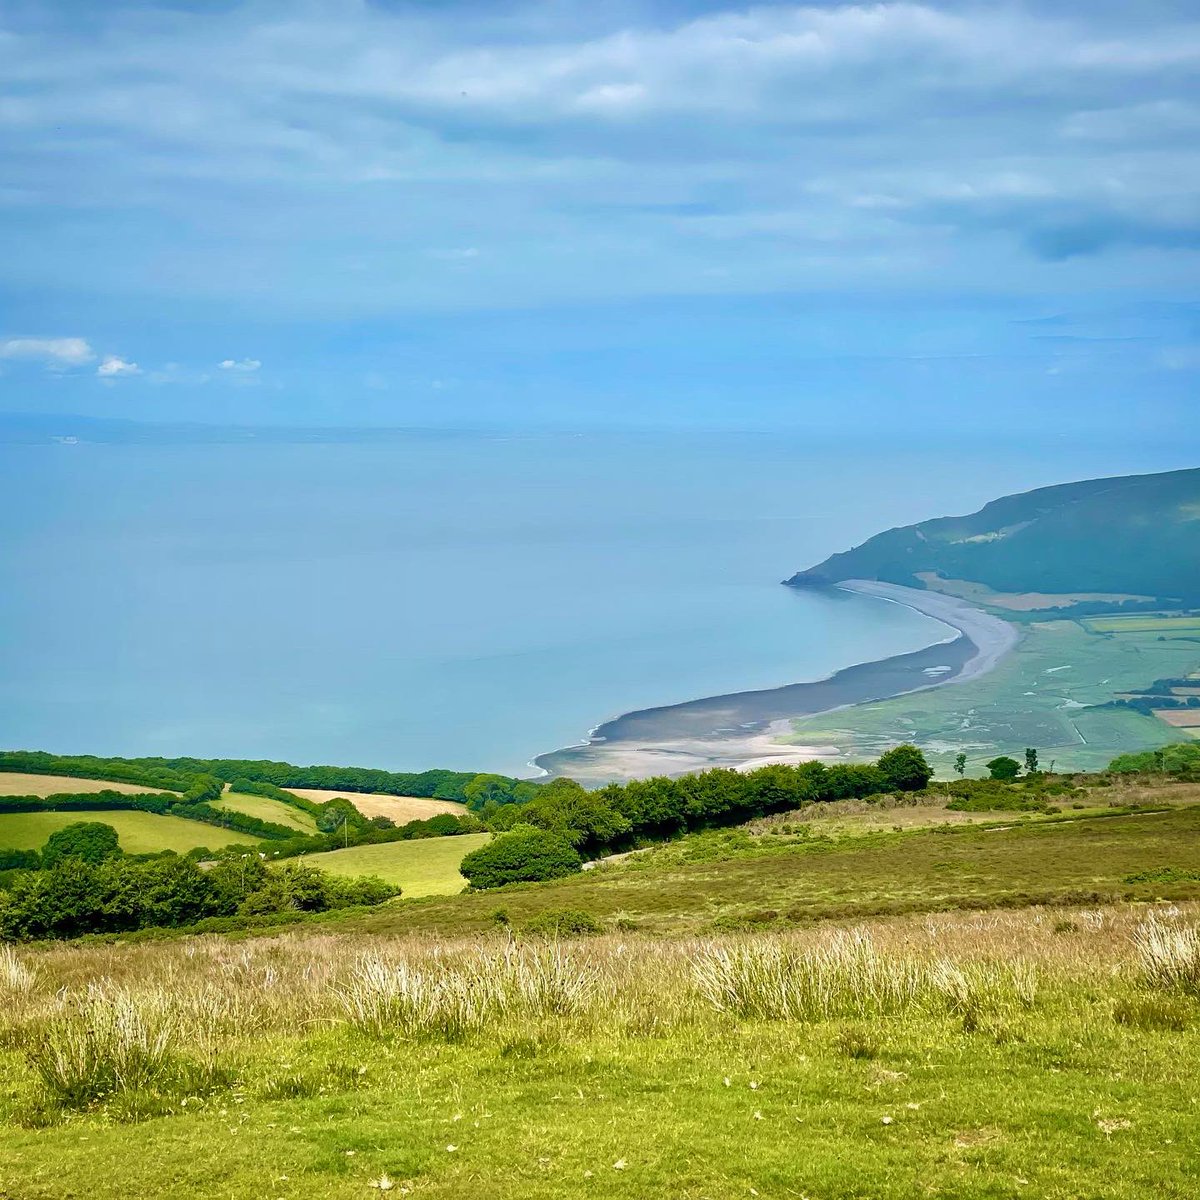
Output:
[{"xmin": 532, "ymin": 580, "xmax": 1019, "ymax": 785}]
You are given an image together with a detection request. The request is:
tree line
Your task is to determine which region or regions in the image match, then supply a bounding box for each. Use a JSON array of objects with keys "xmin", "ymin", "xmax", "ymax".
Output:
[
  {"xmin": 0, "ymin": 839, "xmax": 399, "ymax": 941},
  {"xmin": 461, "ymin": 746, "xmax": 933, "ymax": 887},
  {"xmin": 0, "ymin": 750, "xmax": 536, "ymax": 807}
]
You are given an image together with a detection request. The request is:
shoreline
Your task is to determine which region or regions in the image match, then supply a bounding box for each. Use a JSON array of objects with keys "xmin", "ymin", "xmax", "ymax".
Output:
[{"xmin": 531, "ymin": 579, "xmax": 1019, "ymax": 786}]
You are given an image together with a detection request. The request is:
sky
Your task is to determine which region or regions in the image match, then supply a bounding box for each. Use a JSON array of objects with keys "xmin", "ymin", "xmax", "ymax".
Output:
[{"xmin": 0, "ymin": 0, "xmax": 1198, "ymax": 435}]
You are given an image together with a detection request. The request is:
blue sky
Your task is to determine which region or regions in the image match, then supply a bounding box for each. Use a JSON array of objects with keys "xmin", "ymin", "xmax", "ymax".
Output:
[{"xmin": 0, "ymin": 0, "xmax": 1198, "ymax": 435}]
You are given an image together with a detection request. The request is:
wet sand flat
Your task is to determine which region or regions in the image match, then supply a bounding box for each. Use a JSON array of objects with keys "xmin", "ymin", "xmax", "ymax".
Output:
[{"xmin": 533, "ymin": 580, "xmax": 1018, "ymax": 785}]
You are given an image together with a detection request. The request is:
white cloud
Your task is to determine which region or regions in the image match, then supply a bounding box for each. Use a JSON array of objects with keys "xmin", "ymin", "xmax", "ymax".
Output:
[
  {"xmin": 97, "ymin": 355, "xmax": 141, "ymax": 377},
  {"xmin": 0, "ymin": 336, "xmax": 94, "ymax": 366},
  {"xmin": 219, "ymin": 358, "xmax": 261, "ymax": 372}
]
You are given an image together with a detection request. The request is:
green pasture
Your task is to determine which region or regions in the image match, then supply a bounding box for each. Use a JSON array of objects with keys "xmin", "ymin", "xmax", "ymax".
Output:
[
  {"xmin": 788, "ymin": 618, "xmax": 1200, "ymax": 776},
  {"xmin": 1085, "ymin": 615, "xmax": 1200, "ymax": 634},
  {"xmin": 306, "ymin": 833, "xmax": 491, "ymax": 898},
  {"xmin": 0, "ymin": 810, "xmax": 262, "ymax": 856},
  {"xmin": 212, "ymin": 791, "xmax": 317, "ymax": 834}
]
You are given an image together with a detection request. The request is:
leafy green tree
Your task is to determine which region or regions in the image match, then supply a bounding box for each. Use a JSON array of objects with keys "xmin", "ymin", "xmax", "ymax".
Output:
[
  {"xmin": 986, "ymin": 756, "xmax": 1021, "ymax": 781},
  {"xmin": 954, "ymin": 753, "xmax": 967, "ymax": 777},
  {"xmin": 40, "ymin": 821, "xmax": 121, "ymax": 868},
  {"xmin": 459, "ymin": 827, "xmax": 582, "ymax": 889},
  {"xmin": 521, "ymin": 778, "xmax": 631, "ymax": 851},
  {"xmin": 877, "ymin": 744, "xmax": 933, "ymax": 792},
  {"xmin": 1024, "ymin": 748, "xmax": 1040, "ymax": 775}
]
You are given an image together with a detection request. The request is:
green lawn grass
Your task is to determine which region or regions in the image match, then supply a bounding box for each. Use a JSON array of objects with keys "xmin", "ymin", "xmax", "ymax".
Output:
[
  {"xmin": 787, "ymin": 618, "xmax": 1200, "ymax": 776},
  {"xmin": 306, "ymin": 833, "xmax": 491, "ymax": 897},
  {"xmin": 0, "ymin": 810, "xmax": 263, "ymax": 855},
  {"xmin": 4, "ymin": 1012, "xmax": 1198, "ymax": 1200},
  {"xmin": 212, "ymin": 791, "xmax": 317, "ymax": 834}
]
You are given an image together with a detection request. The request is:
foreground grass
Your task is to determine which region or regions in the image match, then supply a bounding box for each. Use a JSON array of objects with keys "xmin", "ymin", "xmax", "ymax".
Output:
[
  {"xmin": 306, "ymin": 832, "xmax": 491, "ymax": 897},
  {"xmin": 0, "ymin": 810, "xmax": 263, "ymax": 855},
  {"xmin": 2, "ymin": 906, "xmax": 1199, "ymax": 1198}
]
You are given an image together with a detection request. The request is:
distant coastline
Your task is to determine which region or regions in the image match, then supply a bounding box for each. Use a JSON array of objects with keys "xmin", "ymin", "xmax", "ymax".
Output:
[{"xmin": 532, "ymin": 580, "xmax": 1019, "ymax": 785}]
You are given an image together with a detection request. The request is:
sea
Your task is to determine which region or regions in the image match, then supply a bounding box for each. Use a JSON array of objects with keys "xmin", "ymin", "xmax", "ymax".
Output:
[{"xmin": 0, "ymin": 427, "xmax": 1190, "ymax": 776}]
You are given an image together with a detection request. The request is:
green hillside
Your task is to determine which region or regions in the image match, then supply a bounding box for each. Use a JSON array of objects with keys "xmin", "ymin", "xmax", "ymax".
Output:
[{"xmin": 786, "ymin": 467, "xmax": 1200, "ymax": 604}]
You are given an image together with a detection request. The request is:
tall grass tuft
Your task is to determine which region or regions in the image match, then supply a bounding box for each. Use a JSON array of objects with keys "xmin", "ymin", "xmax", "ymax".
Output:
[
  {"xmin": 0, "ymin": 945, "xmax": 38, "ymax": 996},
  {"xmin": 27, "ymin": 986, "xmax": 176, "ymax": 1110},
  {"xmin": 338, "ymin": 956, "xmax": 497, "ymax": 1041},
  {"xmin": 691, "ymin": 930, "xmax": 924, "ymax": 1022},
  {"xmin": 509, "ymin": 944, "xmax": 599, "ymax": 1018},
  {"xmin": 1133, "ymin": 916, "xmax": 1200, "ymax": 993}
]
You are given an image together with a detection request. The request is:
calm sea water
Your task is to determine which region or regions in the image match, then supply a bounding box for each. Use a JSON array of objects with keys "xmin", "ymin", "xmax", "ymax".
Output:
[{"xmin": 0, "ymin": 430, "xmax": 1189, "ymax": 775}]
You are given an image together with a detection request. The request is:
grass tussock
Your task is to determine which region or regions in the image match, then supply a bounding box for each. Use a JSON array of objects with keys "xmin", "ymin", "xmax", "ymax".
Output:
[
  {"xmin": 26, "ymin": 986, "xmax": 177, "ymax": 1110},
  {"xmin": 1133, "ymin": 914, "xmax": 1200, "ymax": 993}
]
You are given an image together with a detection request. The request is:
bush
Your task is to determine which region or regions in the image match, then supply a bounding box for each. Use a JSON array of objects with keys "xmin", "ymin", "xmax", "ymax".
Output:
[
  {"xmin": 986, "ymin": 756, "xmax": 1022, "ymax": 781},
  {"xmin": 41, "ymin": 822, "xmax": 122, "ymax": 868},
  {"xmin": 877, "ymin": 744, "xmax": 933, "ymax": 792},
  {"xmin": 459, "ymin": 827, "xmax": 582, "ymax": 889},
  {"xmin": 521, "ymin": 908, "xmax": 603, "ymax": 938}
]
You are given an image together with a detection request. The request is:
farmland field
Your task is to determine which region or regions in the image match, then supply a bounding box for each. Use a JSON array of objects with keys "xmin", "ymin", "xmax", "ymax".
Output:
[
  {"xmin": 787, "ymin": 617, "xmax": 1200, "ymax": 776},
  {"xmin": 306, "ymin": 832, "xmax": 491, "ymax": 897},
  {"xmin": 284, "ymin": 788, "xmax": 466, "ymax": 824},
  {"xmin": 1084, "ymin": 615, "xmax": 1200, "ymax": 633},
  {"xmin": 1155, "ymin": 710, "xmax": 1200, "ymax": 728},
  {"xmin": 0, "ymin": 772, "xmax": 173, "ymax": 797},
  {"xmin": 0, "ymin": 810, "xmax": 263, "ymax": 855},
  {"xmin": 212, "ymin": 791, "xmax": 317, "ymax": 833}
]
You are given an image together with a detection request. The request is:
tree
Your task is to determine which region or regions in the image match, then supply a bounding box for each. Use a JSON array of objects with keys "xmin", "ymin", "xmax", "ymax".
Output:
[
  {"xmin": 1024, "ymin": 748, "xmax": 1040, "ymax": 776},
  {"xmin": 953, "ymin": 753, "xmax": 967, "ymax": 777},
  {"xmin": 877, "ymin": 744, "xmax": 933, "ymax": 792},
  {"xmin": 459, "ymin": 826, "xmax": 582, "ymax": 889},
  {"xmin": 40, "ymin": 821, "xmax": 121, "ymax": 868},
  {"xmin": 986, "ymin": 756, "xmax": 1021, "ymax": 781},
  {"xmin": 521, "ymin": 778, "xmax": 630, "ymax": 851}
]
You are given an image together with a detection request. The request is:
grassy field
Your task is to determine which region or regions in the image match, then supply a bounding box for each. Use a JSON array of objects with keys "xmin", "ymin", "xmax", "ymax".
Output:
[
  {"xmin": 2, "ymin": 903, "xmax": 1200, "ymax": 1199},
  {"xmin": 786, "ymin": 617, "xmax": 1200, "ymax": 776},
  {"xmin": 0, "ymin": 772, "xmax": 173, "ymax": 798},
  {"xmin": 1085, "ymin": 615, "xmax": 1200, "ymax": 633},
  {"xmin": 0, "ymin": 810, "xmax": 262, "ymax": 855},
  {"xmin": 341, "ymin": 803, "xmax": 1200, "ymax": 938},
  {"xmin": 212, "ymin": 791, "xmax": 318, "ymax": 834},
  {"xmin": 306, "ymin": 832, "xmax": 491, "ymax": 897},
  {"xmin": 285, "ymin": 788, "xmax": 466, "ymax": 824}
]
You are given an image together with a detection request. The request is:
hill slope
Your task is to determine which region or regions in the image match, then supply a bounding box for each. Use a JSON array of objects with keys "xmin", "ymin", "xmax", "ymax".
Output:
[{"xmin": 786, "ymin": 467, "xmax": 1200, "ymax": 603}]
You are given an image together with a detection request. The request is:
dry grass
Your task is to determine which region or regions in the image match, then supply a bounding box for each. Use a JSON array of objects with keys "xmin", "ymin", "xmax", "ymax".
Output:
[
  {"xmin": 284, "ymin": 788, "xmax": 466, "ymax": 823},
  {"xmin": 1, "ymin": 900, "xmax": 1192, "ymax": 1055},
  {"xmin": 0, "ymin": 772, "xmax": 174, "ymax": 797}
]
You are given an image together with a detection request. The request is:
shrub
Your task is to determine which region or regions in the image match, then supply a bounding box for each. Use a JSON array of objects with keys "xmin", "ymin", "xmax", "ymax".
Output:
[
  {"xmin": 459, "ymin": 827, "xmax": 582, "ymax": 889},
  {"xmin": 41, "ymin": 822, "xmax": 122, "ymax": 868},
  {"xmin": 521, "ymin": 908, "xmax": 602, "ymax": 938},
  {"xmin": 877, "ymin": 744, "xmax": 933, "ymax": 792},
  {"xmin": 986, "ymin": 757, "xmax": 1021, "ymax": 781}
]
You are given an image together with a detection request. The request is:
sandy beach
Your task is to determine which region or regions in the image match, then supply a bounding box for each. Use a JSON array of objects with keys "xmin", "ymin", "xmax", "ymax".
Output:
[{"xmin": 533, "ymin": 579, "xmax": 1018, "ymax": 785}]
